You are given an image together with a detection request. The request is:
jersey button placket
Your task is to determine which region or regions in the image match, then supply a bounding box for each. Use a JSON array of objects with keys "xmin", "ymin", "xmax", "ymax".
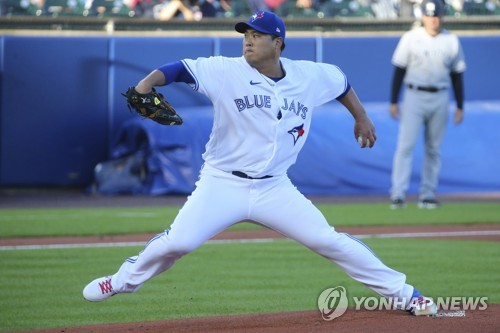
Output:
[{"xmin": 273, "ymin": 85, "xmax": 283, "ymax": 122}]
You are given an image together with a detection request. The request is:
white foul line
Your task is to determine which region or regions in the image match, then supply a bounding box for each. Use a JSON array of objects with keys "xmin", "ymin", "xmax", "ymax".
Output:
[
  {"xmin": 0, "ymin": 238, "xmax": 277, "ymax": 251},
  {"xmin": 353, "ymin": 230, "xmax": 500, "ymax": 239},
  {"xmin": 1, "ymin": 230, "xmax": 499, "ymax": 251}
]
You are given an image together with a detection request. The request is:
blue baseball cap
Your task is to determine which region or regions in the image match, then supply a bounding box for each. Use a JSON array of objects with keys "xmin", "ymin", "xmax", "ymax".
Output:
[{"xmin": 235, "ymin": 11, "xmax": 286, "ymax": 40}]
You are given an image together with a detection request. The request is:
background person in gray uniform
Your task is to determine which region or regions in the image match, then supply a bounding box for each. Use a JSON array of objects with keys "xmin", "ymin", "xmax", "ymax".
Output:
[{"xmin": 389, "ymin": 0, "xmax": 466, "ymax": 209}]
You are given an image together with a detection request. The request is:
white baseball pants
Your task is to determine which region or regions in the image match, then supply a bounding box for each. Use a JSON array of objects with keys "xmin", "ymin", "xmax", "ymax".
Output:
[{"xmin": 112, "ymin": 163, "xmax": 414, "ymax": 303}]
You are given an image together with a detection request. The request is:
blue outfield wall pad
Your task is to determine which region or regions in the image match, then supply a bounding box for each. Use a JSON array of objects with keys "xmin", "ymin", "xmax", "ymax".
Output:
[
  {"xmin": 0, "ymin": 36, "xmax": 110, "ymax": 186},
  {"xmin": 104, "ymin": 101, "xmax": 500, "ymax": 196},
  {"xmin": 0, "ymin": 34, "xmax": 499, "ymax": 194}
]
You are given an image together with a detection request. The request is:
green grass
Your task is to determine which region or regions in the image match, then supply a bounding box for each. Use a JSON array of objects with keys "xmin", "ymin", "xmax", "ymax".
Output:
[
  {"xmin": 0, "ymin": 202, "xmax": 499, "ymax": 238},
  {"xmin": 0, "ymin": 207, "xmax": 177, "ymax": 237},
  {"xmin": 317, "ymin": 202, "xmax": 500, "ymax": 226},
  {"xmin": 0, "ymin": 201, "xmax": 499, "ymax": 331},
  {"xmin": 0, "ymin": 238, "xmax": 499, "ymax": 332}
]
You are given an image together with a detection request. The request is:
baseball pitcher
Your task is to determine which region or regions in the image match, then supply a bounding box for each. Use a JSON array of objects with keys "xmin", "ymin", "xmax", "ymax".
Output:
[{"xmin": 84, "ymin": 11, "xmax": 437, "ymax": 317}]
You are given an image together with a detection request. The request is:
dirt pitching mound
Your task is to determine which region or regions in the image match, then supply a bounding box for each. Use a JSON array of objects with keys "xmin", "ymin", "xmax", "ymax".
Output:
[{"xmin": 25, "ymin": 305, "xmax": 500, "ymax": 333}]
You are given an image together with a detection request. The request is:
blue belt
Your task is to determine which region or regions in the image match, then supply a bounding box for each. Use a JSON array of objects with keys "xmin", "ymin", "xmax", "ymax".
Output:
[
  {"xmin": 232, "ymin": 171, "xmax": 272, "ymax": 179},
  {"xmin": 407, "ymin": 84, "xmax": 446, "ymax": 93}
]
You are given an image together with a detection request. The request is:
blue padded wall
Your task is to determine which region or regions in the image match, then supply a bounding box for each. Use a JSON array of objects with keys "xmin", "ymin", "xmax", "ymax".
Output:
[
  {"xmin": 460, "ymin": 36, "xmax": 500, "ymax": 101},
  {"xmin": 110, "ymin": 37, "xmax": 214, "ymax": 137},
  {"xmin": 1, "ymin": 36, "xmax": 109, "ymax": 185},
  {"xmin": 322, "ymin": 36, "xmax": 399, "ymax": 102},
  {"xmin": 0, "ymin": 34, "xmax": 499, "ymax": 194}
]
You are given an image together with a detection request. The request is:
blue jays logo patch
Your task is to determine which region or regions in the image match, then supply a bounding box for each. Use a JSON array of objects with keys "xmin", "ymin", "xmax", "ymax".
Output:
[
  {"xmin": 252, "ymin": 12, "xmax": 264, "ymax": 21},
  {"xmin": 288, "ymin": 124, "xmax": 305, "ymax": 145}
]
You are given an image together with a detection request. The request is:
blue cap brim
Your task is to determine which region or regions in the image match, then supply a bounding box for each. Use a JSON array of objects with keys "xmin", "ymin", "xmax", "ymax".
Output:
[{"xmin": 235, "ymin": 22, "xmax": 276, "ymax": 36}]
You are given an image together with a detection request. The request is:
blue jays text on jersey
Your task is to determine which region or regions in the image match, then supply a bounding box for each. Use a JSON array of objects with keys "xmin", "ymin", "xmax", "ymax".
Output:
[
  {"xmin": 234, "ymin": 95, "xmax": 272, "ymax": 111},
  {"xmin": 234, "ymin": 95, "xmax": 309, "ymax": 119},
  {"xmin": 281, "ymin": 98, "xmax": 308, "ymax": 119}
]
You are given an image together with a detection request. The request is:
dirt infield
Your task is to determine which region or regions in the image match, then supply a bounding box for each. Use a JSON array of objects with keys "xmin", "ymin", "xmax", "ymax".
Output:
[
  {"xmin": 18, "ymin": 305, "xmax": 500, "ymax": 333},
  {"xmin": 2, "ymin": 223, "xmax": 500, "ymax": 247}
]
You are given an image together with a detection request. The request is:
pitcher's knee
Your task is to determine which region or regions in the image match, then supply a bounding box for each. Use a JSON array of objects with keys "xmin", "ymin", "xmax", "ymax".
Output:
[
  {"xmin": 306, "ymin": 230, "xmax": 346, "ymax": 257},
  {"xmin": 165, "ymin": 237, "xmax": 198, "ymax": 257}
]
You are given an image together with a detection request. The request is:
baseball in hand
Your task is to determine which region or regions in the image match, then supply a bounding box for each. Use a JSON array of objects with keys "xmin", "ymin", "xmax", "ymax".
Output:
[{"xmin": 358, "ymin": 136, "xmax": 370, "ymax": 147}]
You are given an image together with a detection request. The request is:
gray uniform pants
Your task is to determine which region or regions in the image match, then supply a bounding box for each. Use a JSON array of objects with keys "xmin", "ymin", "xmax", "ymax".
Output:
[{"xmin": 390, "ymin": 88, "xmax": 449, "ymax": 200}]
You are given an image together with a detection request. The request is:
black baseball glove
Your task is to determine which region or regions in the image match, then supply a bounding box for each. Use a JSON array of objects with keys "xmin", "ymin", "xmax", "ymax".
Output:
[{"xmin": 122, "ymin": 87, "xmax": 183, "ymax": 126}]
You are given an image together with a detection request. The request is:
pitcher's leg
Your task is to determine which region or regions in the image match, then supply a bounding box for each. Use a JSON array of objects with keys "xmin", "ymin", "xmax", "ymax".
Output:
[
  {"xmin": 111, "ymin": 171, "xmax": 249, "ymax": 293},
  {"xmin": 252, "ymin": 179, "xmax": 413, "ymax": 302},
  {"xmin": 112, "ymin": 230, "xmax": 183, "ymax": 293}
]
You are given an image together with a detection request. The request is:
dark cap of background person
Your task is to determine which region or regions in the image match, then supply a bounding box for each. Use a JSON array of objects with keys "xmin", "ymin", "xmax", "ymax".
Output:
[{"xmin": 421, "ymin": 0, "xmax": 445, "ymax": 17}]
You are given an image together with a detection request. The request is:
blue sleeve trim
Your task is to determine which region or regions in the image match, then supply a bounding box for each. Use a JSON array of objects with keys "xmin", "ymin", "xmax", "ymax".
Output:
[
  {"xmin": 336, "ymin": 82, "xmax": 351, "ymax": 100},
  {"xmin": 158, "ymin": 61, "xmax": 195, "ymax": 85},
  {"xmin": 180, "ymin": 60, "xmax": 199, "ymax": 91}
]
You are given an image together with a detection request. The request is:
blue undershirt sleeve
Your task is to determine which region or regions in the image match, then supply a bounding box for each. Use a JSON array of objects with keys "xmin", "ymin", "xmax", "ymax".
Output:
[{"xmin": 158, "ymin": 61, "xmax": 195, "ymax": 85}]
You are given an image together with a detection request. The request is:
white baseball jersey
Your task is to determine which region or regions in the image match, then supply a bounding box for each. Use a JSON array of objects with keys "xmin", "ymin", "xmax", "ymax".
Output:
[
  {"xmin": 392, "ymin": 27, "xmax": 466, "ymax": 88},
  {"xmin": 181, "ymin": 56, "xmax": 348, "ymax": 178}
]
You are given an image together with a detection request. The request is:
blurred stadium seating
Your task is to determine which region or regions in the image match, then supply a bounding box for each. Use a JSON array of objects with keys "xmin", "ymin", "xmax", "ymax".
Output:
[
  {"xmin": 462, "ymin": 0, "xmax": 499, "ymax": 15},
  {"xmin": 1, "ymin": 0, "xmax": 499, "ymax": 18},
  {"xmin": 82, "ymin": 0, "xmax": 134, "ymax": 17},
  {"xmin": 41, "ymin": 0, "xmax": 84, "ymax": 17},
  {"xmin": 0, "ymin": 0, "xmax": 38, "ymax": 16}
]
